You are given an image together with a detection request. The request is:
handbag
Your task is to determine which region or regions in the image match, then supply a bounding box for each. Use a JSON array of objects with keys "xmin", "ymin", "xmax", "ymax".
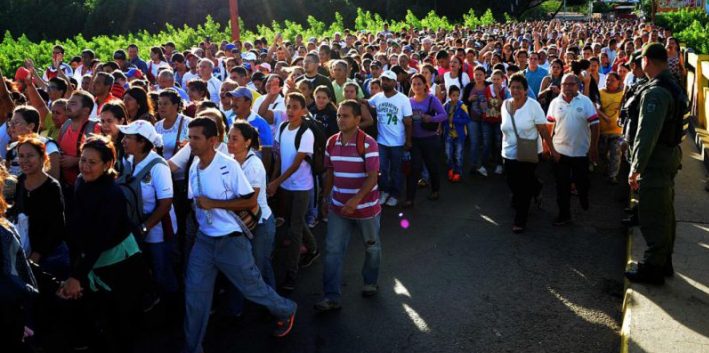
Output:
[
  {"xmin": 421, "ymin": 96, "xmax": 440, "ymax": 131},
  {"xmin": 506, "ymin": 100, "xmax": 539, "ymax": 163}
]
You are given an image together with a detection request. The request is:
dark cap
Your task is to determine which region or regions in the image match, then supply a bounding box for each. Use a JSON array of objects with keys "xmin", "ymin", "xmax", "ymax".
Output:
[
  {"xmin": 629, "ymin": 50, "xmax": 643, "ymax": 64},
  {"xmin": 640, "ymin": 43, "xmax": 667, "ymax": 62}
]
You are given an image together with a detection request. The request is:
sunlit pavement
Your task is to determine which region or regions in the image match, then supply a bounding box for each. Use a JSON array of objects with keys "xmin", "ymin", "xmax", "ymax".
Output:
[{"xmin": 142, "ymin": 159, "xmax": 628, "ymax": 353}]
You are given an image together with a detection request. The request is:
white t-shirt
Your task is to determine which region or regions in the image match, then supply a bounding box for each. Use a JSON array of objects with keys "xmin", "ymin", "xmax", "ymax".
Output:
[
  {"xmin": 254, "ymin": 94, "xmax": 286, "ymax": 134},
  {"xmin": 170, "ymin": 142, "xmax": 229, "ymax": 177},
  {"xmin": 181, "ymin": 71, "xmax": 199, "ymax": 88},
  {"xmin": 188, "ymin": 151, "xmax": 254, "ymax": 236},
  {"xmin": 127, "ymin": 151, "xmax": 177, "ymax": 243},
  {"xmin": 443, "ymin": 72, "xmax": 471, "ymax": 92},
  {"xmin": 275, "ymin": 121, "xmax": 314, "ymax": 191},
  {"xmin": 547, "ymin": 94, "xmax": 599, "ymax": 157},
  {"xmin": 148, "ymin": 61, "xmax": 170, "ymax": 79},
  {"xmin": 240, "ymin": 150, "xmax": 272, "ymax": 223},
  {"xmin": 369, "ymin": 92, "xmax": 413, "ymax": 147},
  {"xmin": 155, "ymin": 114, "xmax": 191, "ymax": 160},
  {"xmin": 500, "ymin": 98, "xmax": 547, "ymax": 160}
]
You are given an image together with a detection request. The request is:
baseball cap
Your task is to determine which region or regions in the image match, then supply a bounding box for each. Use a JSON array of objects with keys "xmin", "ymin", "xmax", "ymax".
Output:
[
  {"xmin": 125, "ymin": 68, "xmax": 144, "ymax": 80},
  {"xmin": 225, "ymin": 43, "xmax": 236, "ymax": 51},
  {"xmin": 117, "ymin": 120, "xmax": 163, "ymax": 148},
  {"xmin": 629, "ymin": 50, "xmax": 643, "ymax": 64},
  {"xmin": 380, "ymin": 70, "xmax": 397, "ymax": 80},
  {"xmin": 640, "ymin": 43, "xmax": 667, "ymax": 62},
  {"xmin": 259, "ymin": 62, "xmax": 272, "ymax": 72},
  {"xmin": 226, "ymin": 87, "xmax": 253, "ymax": 101},
  {"xmin": 241, "ymin": 52, "xmax": 257, "ymax": 61}
]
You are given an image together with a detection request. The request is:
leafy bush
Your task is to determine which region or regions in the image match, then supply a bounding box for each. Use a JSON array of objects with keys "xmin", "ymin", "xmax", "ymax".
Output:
[
  {"xmin": 0, "ymin": 7, "xmax": 507, "ymax": 74},
  {"xmin": 656, "ymin": 9, "xmax": 709, "ymax": 54}
]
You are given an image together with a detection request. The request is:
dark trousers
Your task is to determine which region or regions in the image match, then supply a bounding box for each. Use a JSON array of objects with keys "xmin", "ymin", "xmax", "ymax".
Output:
[
  {"xmin": 406, "ymin": 135, "xmax": 441, "ymax": 201},
  {"xmin": 553, "ymin": 155, "xmax": 590, "ymax": 219},
  {"xmin": 504, "ymin": 158, "xmax": 542, "ymax": 227}
]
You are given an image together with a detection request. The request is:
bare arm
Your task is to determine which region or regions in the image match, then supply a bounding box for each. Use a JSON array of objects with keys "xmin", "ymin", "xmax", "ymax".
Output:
[
  {"xmin": 47, "ymin": 153, "xmax": 60, "ymax": 180},
  {"xmin": 358, "ymin": 100, "xmax": 374, "ymax": 128},
  {"xmin": 23, "ymin": 78, "xmax": 49, "ymax": 130},
  {"xmin": 197, "ymin": 188, "xmax": 258, "ymax": 211},
  {"xmin": 257, "ymin": 92, "xmax": 278, "ymax": 124}
]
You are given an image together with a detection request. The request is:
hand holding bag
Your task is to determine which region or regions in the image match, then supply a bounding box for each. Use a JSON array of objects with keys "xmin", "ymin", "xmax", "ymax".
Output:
[{"xmin": 506, "ymin": 100, "xmax": 539, "ymax": 163}]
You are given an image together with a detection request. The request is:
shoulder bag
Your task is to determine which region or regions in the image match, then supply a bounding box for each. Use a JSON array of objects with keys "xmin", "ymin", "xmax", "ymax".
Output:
[{"xmin": 506, "ymin": 100, "xmax": 539, "ymax": 163}]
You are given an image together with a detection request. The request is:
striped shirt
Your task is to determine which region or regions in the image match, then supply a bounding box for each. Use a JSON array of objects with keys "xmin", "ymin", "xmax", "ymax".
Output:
[{"xmin": 325, "ymin": 131, "xmax": 381, "ymax": 219}]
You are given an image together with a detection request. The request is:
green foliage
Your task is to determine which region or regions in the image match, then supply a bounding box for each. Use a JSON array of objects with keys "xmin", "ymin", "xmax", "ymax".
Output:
[
  {"xmin": 656, "ymin": 9, "xmax": 709, "ymax": 54},
  {"xmin": 0, "ymin": 7, "xmax": 506, "ymax": 73}
]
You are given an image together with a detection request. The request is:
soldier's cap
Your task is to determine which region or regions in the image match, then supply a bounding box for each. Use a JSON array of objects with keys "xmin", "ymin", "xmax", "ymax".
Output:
[
  {"xmin": 629, "ymin": 50, "xmax": 643, "ymax": 64},
  {"xmin": 640, "ymin": 43, "xmax": 667, "ymax": 62}
]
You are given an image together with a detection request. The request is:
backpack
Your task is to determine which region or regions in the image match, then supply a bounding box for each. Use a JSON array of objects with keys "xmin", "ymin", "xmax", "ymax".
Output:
[
  {"xmin": 116, "ymin": 158, "xmax": 168, "ymax": 231},
  {"xmin": 649, "ymin": 75, "xmax": 690, "ymax": 147},
  {"xmin": 278, "ymin": 116, "xmax": 328, "ymax": 174},
  {"xmin": 59, "ymin": 119, "xmax": 98, "ymax": 153},
  {"xmin": 326, "ymin": 129, "xmax": 367, "ymax": 161}
]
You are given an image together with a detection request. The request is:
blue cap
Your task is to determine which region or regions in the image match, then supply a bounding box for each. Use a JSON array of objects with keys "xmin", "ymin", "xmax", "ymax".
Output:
[
  {"xmin": 225, "ymin": 43, "xmax": 236, "ymax": 51},
  {"xmin": 226, "ymin": 87, "xmax": 253, "ymax": 101}
]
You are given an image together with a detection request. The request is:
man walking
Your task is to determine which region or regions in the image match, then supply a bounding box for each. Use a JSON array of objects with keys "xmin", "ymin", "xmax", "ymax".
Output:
[
  {"xmin": 547, "ymin": 73, "xmax": 599, "ymax": 225},
  {"xmin": 183, "ymin": 117, "xmax": 296, "ymax": 353},
  {"xmin": 316, "ymin": 100, "xmax": 381, "ymax": 311}
]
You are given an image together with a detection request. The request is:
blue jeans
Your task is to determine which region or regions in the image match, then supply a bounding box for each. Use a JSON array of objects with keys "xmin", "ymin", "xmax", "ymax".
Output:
[
  {"xmin": 445, "ymin": 136, "xmax": 465, "ymax": 174},
  {"xmin": 227, "ymin": 215, "xmax": 277, "ymax": 315},
  {"xmin": 322, "ymin": 212, "xmax": 381, "ymax": 301},
  {"xmin": 378, "ymin": 144, "xmax": 404, "ymax": 198},
  {"xmin": 184, "ymin": 231, "xmax": 296, "ymax": 353},
  {"xmin": 143, "ymin": 240, "xmax": 178, "ymax": 295},
  {"xmin": 482, "ymin": 121, "xmax": 502, "ymax": 166},
  {"xmin": 467, "ymin": 120, "xmax": 483, "ymax": 168}
]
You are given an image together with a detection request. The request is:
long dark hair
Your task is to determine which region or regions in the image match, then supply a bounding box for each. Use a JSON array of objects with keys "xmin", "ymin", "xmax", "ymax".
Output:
[
  {"xmin": 231, "ymin": 120, "xmax": 261, "ymax": 151},
  {"xmin": 124, "ymin": 87, "xmax": 154, "ymax": 122}
]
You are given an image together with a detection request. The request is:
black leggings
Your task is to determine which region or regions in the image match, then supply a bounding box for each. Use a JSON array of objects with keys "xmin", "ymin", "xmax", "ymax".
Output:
[
  {"xmin": 504, "ymin": 158, "xmax": 542, "ymax": 227},
  {"xmin": 406, "ymin": 135, "xmax": 442, "ymax": 201}
]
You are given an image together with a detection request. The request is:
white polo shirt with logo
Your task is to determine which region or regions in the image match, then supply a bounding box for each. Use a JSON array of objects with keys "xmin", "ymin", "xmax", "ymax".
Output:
[{"xmin": 547, "ymin": 93, "xmax": 599, "ymax": 157}]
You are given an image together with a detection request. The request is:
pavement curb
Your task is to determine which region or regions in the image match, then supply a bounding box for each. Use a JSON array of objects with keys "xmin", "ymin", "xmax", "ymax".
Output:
[{"xmin": 620, "ymin": 225, "xmax": 634, "ymax": 353}]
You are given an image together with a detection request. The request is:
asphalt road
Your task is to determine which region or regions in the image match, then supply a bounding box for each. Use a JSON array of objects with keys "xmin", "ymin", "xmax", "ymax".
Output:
[{"xmin": 142, "ymin": 161, "xmax": 627, "ymax": 353}]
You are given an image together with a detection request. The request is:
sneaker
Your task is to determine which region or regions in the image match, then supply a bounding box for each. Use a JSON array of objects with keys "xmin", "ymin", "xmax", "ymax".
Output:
[
  {"xmin": 314, "ymin": 299, "xmax": 342, "ymax": 312},
  {"xmin": 385, "ymin": 197, "xmax": 398, "ymax": 207},
  {"xmin": 307, "ymin": 218, "xmax": 319, "ymax": 229},
  {"xmin": 361, "ymin": 284, "xmax": 379, "ymax": 297},
  {"xmin": 447, "ymin": 169, "xmax": 454, "ymax": 180},
  {"xmin": 417, "ymin": 178, "xmax": 429, "ymax": 188},
  {"xmin": 273, "ymin": 307, "xmax": 297, "ymax": 337},
  {"xmin": 476, "ymin": 166, "xmax": 488, "ymax": 177},
  {"xmin": 299, "ymin": 250, "xmax": 320, "ymax": 268},
  {"xmin": 494, "ymin": 165, "xmax": 503, "ymax": 175},
  {"xmin": 379, "ymin": 192, "xmax": 390, "ymax": 205},
  {"xmin": 321, "ymin": 216, "xmax": 328, "ymax": 223},
  {"xmin": 451, "ymin": 173, "xmax": 461, "ymax": 182}
]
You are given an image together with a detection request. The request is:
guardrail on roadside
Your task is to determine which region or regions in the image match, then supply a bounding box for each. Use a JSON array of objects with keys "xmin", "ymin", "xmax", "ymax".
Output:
[{"xmin": 683, "ymin": 48, "xmax": 709, "ymax": 169}]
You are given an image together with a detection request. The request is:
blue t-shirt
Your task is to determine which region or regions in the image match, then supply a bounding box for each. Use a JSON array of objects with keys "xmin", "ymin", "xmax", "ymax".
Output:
[
  {"xmin": 245, "ymin": 111, "xmax": 274, "ymax": 148},
  {"xmin": 524, "ymin": 66, "xmax": 548, "ymax": 97}
]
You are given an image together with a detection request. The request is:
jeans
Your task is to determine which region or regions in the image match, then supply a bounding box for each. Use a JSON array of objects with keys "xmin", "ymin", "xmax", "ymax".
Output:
[
  {"xmin": 467, "ymin": 120, "xmax": 483, "ymax": 168},
  {"xmin": 184, "ymin": 231, "xmax": 295, "ymax": 353},
  {"xmin": 446, "ymin": 136, "xmax": 465, "ymax": 174},
  {"xmin": 143, "ymin": 240, "xmax": 179, "ymax": 295},
  {"xmin": 482, "ymin": 121, "xmax": 502, "ymax": 166},
  {"xmin": 378, "ymin": 144, "xmax": 404, "ymax": 199},
  {"xmin": 280, "ymin": 188, "xmax": 318, "ymax": 287},
  {"xmin": 406, "ymin": 136, "xmax": 441, "ymax": 201},
  {"xmin": 504, "ymin": 158, "xmax": 542, "ymax": 227},
  {"xmin": 323, "ymin": 212, "xmax": 381, "ymax": 301},
  {"xmin": 553, "ymin": 155, "xmax": 590, "ymax": 219},
  {"xmin": 599, "ymin": 134, "xmax": 623, "ymax": 178},
  {"xmin": 228, "ymin": 215, "xmax": 277, "ymax": 315}
]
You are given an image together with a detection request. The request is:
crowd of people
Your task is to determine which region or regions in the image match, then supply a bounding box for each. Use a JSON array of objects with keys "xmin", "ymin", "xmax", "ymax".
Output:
[{"xmin": 0, "ymin": 17, "xmax": 687, "ymax": 353}]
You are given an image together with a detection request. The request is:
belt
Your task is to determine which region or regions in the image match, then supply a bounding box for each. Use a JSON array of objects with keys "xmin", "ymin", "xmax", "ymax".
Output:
[{"xmin": 225, "ymin": 231, "xmax": 243, "ymax": 238}]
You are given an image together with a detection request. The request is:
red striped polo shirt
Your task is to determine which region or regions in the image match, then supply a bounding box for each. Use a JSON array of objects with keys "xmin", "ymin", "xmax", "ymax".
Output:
[{"xmin": 325, "ymin": 131, "xmax": 381, "ymax": 219}]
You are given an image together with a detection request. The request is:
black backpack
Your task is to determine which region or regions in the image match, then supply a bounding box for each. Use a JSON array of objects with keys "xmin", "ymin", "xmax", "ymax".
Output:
[
  {"xmin": 278, "ymin": 116, "xmax": 327, "ymax": 174},
  {"xmin": 650, "ymin": 75, "xmax": 690, "ymax": 147},
  {"xmin": 116, "ymin": 158, "xmax": 168, "ymax": 231}
]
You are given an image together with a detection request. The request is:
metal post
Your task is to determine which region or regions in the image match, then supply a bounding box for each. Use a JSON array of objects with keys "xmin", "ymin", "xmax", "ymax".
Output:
[{"xmin": 229, "ymin": 0, "xmax": 240, "ymax": 42}]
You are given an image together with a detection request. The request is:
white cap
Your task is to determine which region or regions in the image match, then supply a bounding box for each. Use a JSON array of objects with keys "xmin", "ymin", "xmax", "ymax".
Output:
[
  {"xmin": 241, "ymin": 52, "xmax": 257, "ymax": 61},
  {"xmin": 117, "ymin": 120, "xmax": 163, "ymax": 148},
  {"xmin": 380, "ymin": 70, "xmax": 397, "ymax": 81},
  {"xmin": 259, "ymin": 62, "xmax": 272, "ymax": 72}
]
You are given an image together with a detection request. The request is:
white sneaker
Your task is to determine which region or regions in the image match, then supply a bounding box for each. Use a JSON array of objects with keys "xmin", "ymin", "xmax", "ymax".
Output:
[
  {"xmin": 494, "ymin": 165, "xmax": 503, "ymax": 175},
  {"xmin": 477, "ymin": 166, "xmax": 488, "ymax": 177},
  {"xmin": 379, "ymin": 192, "xmax": 390, "ymax": 205},
  {"xmin": 385, "ymin": 197, "xmax": 398, "ymax": 207}
]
